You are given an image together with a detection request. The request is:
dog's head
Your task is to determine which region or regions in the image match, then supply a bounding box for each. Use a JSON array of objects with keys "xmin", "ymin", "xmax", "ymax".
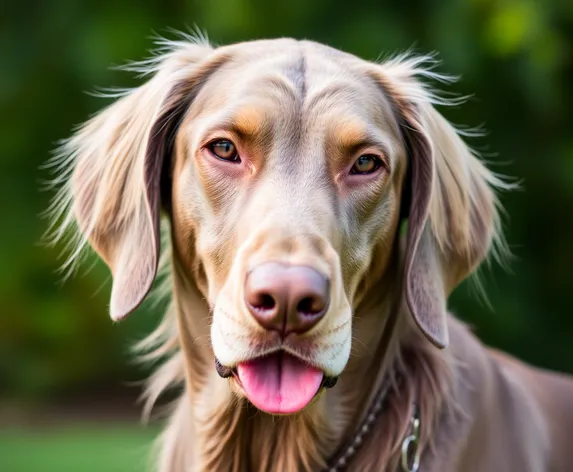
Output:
[{"xmin": 51, "ymin": 38, "xmax": 503, "ymax": 414}]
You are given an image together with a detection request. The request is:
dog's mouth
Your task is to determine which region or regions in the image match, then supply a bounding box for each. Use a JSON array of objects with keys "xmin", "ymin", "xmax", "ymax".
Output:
[{"xmin": 216, "ymin": 352, "xmax": 337, "ymax": 415}]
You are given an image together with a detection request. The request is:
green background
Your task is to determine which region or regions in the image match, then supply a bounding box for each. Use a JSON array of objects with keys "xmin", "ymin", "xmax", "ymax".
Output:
[{"xmin": 1, "ymin": 0, "xmax": 572, "ymax": 470}]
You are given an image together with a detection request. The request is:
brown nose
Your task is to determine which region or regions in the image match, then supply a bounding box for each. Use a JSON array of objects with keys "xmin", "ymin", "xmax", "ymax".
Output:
[{"xmin": 245, "ymin": 263, "xmax": 329, "ymax": 335}]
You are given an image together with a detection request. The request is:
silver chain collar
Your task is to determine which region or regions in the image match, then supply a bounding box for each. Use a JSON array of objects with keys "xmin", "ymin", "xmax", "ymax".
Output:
[
  {"xmin": 400, "ymin": 406, "xmax": 421, "ymax": 472},
  {"xmin": 324, "ymin": 380, "xmax": 392, "ymax": 472},
  {"xmin": 323, "ymin": 378, "xmax": 421, "ymax": 472}
]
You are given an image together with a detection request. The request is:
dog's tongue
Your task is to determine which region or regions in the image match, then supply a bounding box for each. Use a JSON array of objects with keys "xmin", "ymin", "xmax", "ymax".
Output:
[{"xmin": 237, "ymin": 353, "xmax": 323, "ymax": 414}]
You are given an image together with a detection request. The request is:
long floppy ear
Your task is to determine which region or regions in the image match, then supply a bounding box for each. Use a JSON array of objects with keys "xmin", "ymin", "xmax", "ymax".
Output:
[
  {"xmin": 371, "ymin": 56, "xmax": 507, "ymax": 348},
  {"xmin": 47, "ymin": 39, "xmax": 224, "ymax": 321}
]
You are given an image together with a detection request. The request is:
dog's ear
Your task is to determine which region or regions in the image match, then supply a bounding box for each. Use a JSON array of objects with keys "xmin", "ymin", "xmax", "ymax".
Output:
[
  {"xmin": 370, "ymin": 58, "xmax": 504, "ymax": 348},
  {"xmin": 50, "ymin": 41, "xmax": 224, "ymax": 321}
]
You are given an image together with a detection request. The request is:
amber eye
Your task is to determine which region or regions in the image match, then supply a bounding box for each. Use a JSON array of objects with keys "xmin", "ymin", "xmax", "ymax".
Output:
[
  {"xmin": 350, "ymin": 154, "xmax": 382, "ymax": 175},
  {"xmin": 208, "ymin": 139, "xmax": 240, "ymax": 162}
]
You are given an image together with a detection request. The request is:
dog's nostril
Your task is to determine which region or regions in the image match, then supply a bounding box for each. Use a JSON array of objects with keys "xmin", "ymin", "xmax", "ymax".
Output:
[
  {"xmin": 251, "ymin": 293, "xmax": 276, "ymax": 312},
  {"xmin": 297, "ymin": 296, "xmax": 325, "ymax": 316}
]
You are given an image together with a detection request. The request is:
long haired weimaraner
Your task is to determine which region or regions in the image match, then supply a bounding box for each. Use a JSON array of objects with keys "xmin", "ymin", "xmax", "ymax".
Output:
[{"xmin": 47, "ymin": 36, "xmax": 573, "ymax": 471}]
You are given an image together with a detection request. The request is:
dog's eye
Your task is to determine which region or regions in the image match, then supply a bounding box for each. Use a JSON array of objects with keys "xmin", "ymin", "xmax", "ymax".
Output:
[
  {"xmin": 208, "ymin": 139, "xmax": 240, "ymax": 162},
  {"xmin": 350, "ymin": 154, "xmax": 381, "ymax": 175}
]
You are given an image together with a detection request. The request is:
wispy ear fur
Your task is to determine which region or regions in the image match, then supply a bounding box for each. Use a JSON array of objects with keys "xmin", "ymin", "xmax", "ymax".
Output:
[
  {"xmin": 44, "ymin": 35, "xmax": 215, "ymax": 320},
  {"xmin": 370, "ymin": 54, "xmax": 514, "ymax": 348}
]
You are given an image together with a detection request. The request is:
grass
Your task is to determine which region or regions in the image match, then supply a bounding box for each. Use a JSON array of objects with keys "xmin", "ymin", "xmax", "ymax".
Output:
[{"xmin": 0, "ymin": 423, "xmax": 159, "ymax": 472}]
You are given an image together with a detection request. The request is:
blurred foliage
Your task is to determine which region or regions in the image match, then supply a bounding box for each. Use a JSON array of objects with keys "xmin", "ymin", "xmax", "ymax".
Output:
[{"xmin": 0, "ymin": 0, "xmax": 572, "ymax": 401}]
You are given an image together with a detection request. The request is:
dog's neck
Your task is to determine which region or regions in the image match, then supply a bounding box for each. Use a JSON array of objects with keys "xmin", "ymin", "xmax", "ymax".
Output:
[{"xmin": 162, "ymin": 264, "xmax": 451, "ymax": 472}]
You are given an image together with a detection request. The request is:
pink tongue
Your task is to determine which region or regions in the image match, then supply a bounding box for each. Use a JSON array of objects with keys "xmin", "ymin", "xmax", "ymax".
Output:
[{"xmin": 237, "ymin": 353, "xmax": 323, "ymax": 414}]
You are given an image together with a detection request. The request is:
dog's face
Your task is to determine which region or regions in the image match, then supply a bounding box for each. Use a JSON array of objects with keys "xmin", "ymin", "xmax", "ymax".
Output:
[
  {"xmin": 169, "ymin": 42, "xmax": 406, "ymax": 412},
  {"xmin": 54, "ymin": 38, "xmax": 498, "ymax": 415}
]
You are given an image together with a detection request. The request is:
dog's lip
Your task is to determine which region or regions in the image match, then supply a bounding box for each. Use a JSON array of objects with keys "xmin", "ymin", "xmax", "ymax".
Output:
[
  {"xmin": 215, "ymin": 358, "xmax": 234, "ymax": 378},
  {"xmin": 214, "ymin": 353, "xmax": 338, "ymax": 389}
]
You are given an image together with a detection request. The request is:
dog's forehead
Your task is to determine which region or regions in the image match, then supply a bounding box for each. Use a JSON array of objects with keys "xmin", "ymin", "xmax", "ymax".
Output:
[{"xmin": 190, "ymin": 40, "xmax": 396, "ymax": 131}]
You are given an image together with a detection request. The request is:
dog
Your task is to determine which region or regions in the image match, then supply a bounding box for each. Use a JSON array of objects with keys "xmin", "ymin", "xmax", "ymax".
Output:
[{"xmin": 46, "ymin": 35, "xmax": 573, "ymax": 471}]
